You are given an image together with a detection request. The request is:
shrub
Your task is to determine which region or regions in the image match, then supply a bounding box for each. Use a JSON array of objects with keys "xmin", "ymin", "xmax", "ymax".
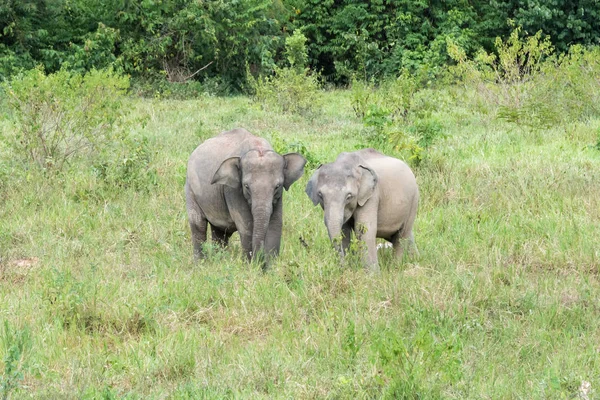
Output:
[
  {"xmin": 350, "ymin": 70, "xmax": 420, "ymax": 121},
  {"xmin": 2, "ymin": 67, "xmax": 130, "ymax": 170},
  {"xmin": 446, "ymin": 27, "xmax": 569, "ymax": 130},
  {"xmin": 250, "ymin": 67, "xmax": 321, "ymax": 115},
  {"xmin": 448, "ymin": 29, "xmax": 600, "ymax": 130},
  {"xmin": 352, "ymin": 73, "xmax": 446, "ymax": 166},
  {"xmin": 285, "ymin": 29, "xmax": 309, "ymax": 73},
  {"xmin": 534, "ymin": 45, "xmax": 600, "ymax": 123},
  {"xmin": 249, "ymin": 30, "xmax": 321, "ymax": 116}
]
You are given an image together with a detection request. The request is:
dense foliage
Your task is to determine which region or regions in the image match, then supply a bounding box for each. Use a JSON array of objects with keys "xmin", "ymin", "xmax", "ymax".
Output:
[{"xmin": 2, "ymin": 0, "xmax": 600, "ymax": 88}]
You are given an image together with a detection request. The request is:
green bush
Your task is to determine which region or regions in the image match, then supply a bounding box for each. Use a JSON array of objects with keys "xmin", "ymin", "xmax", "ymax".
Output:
[
  {"xmin": 2, "ymin": 67, "xmax": 130, "ymax": 170},
  {"xmin": 352, "ymin": 73, "xmax": 446, "ymax": 166},
  {"xmin": 249, "ymin": 30, "xmax": 321, "ymax": 116},
  {"xmin": 285, "ymin": 29, "xmax": 309, "ymax": 72},
  {"xmin": 250, "ymin": 67, "xmax": 321, "ymax": 115},
  {"xmin": 448, "ymin": 29, "xmax": 600, "ymax": 130},
  {"xmin": 534, "ymin": 45, "xmax": 600, "ymax": 123}
]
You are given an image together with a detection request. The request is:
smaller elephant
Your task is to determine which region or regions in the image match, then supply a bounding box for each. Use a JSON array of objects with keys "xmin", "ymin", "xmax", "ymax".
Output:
[
  {"xmin": 186, "ymin": 128, "xmax": 306, "ymax": 266},
  {"xmin": 305, "ymin": 149, "xmax": 419, "ymax": 271}
]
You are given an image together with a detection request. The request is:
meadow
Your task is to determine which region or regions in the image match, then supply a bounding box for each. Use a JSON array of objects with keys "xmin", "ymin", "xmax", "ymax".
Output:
[{"xmin": 1, "ymin": 81, "xmax": 600, "ymax": 398}]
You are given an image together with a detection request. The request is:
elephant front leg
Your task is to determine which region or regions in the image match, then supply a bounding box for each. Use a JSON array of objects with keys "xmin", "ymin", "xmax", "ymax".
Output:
[
  {"xmin": 335, "ymin": 223, "xmax": 352, "ymax": 268},
  {"xmin": 341, "ymin": 223, "xmax": 352, "ymax": 256},
  {"xmin": 354, "ymin": 219, "xmax": 379, "ymax": 272},
  {"xmin": 239, "ymin": 232, "xmax": 253, "ymax": 262}
]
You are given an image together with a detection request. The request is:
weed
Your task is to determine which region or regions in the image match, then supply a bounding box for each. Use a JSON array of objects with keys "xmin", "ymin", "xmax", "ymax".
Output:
[
  {"xmin": 0, "ymin": 321, "xmax": 31, "ymax": 400},
  {"xmin": 93, "ymin": 136, "xmax": 158, "ymax": 193}
]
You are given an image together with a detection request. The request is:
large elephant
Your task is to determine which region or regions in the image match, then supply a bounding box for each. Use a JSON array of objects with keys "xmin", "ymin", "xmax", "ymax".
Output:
[
  {"xmin": 185, "ymin": 128, "xmax": 306, "ymax": 266},
  {"xmin": 305, "ymin": 149, "xmax": 419, "ymax": 272}
]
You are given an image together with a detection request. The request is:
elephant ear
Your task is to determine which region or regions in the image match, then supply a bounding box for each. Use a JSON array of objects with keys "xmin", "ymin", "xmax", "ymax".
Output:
[
  {"xmin": 282, "ymin": 153, "xmax": 307, "ymax": 190},
  {"xmin": 211, "ymin": 157, "xmax": 241, "ymax": 188},
  {"xmin": 357, "ymin": 165, "xmax": 377, "ymax": 206},
  {"xmin": 305, "ymin": 166, "xmax": 321, "ymax": 206}
]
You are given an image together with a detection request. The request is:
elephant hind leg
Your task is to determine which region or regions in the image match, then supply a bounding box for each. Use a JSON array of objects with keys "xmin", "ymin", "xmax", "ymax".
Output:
[
  {"xmin": 186, "ymin": 186, "xmax": 208, "ymax": 261},
  {"xmin": 211, "ymin": 225, "xmax": 233, "ymax": 247},
  {"xmin": 391, "ymin": 229, "xmax": 418, "ymax": 261}
]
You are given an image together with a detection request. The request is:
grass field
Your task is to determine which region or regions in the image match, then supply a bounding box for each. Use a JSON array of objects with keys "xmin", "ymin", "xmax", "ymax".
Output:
[{"xmin": 1, "ymin": 87, "xmax": 600, "ymax": 399}]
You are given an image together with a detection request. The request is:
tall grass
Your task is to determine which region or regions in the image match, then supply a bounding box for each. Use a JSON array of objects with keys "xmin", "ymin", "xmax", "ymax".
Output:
[{"xmin": 1, "ymin": 78, "xmax": 600, "ymax": 398}]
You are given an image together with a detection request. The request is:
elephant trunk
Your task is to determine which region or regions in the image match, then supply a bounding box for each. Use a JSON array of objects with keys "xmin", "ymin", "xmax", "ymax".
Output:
[
  {"xmin": 324, "ymin": 206, "xmax": 345, "ymax": 257},
  {"xmin": 251, "ymin": 203, "xmax": 272, "ymax": 260}
]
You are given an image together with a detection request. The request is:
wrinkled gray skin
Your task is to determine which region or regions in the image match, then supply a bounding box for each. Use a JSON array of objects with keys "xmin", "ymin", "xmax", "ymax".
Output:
[
  {"xmin": 186, "ymin": 128, "xmax": 306, "ymax": 266},
  {"xmin": 305, "ymin": 149, "xmax": 419, "ymax": 272}
]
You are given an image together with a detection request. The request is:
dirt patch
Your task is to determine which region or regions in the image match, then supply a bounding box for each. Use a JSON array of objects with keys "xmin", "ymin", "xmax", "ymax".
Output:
[{"xmin": 0, "ymin": 256, "xmax": 40, "ymax": 283}]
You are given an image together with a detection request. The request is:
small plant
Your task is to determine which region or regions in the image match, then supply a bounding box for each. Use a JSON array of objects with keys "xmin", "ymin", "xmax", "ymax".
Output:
[
  {"xmin": 351, "ymin": 71, "xmax": 419, "ymax": 121},
  {"xmin": 361, "ymin": 104, "xmax": 393, "ymax": 148},
  {"xmin": 44, "ymin": 268, "xmax": 87, "ymax": 330},
  {"xmin": 285, "ymin": 30, "xmax": 309, "ymax": 73},
  {"xmin": 1, "ymin": 321, "xmax": 31, "ymax": 400},
  {"xmin": 389, "ymin": 130, "xmax": 425, "ymax": 166},
  {"xmin": 350, "ymin": 78, "xmax": 375, "ymax": 119},
  {"xmin": 93, "ymin": 136, "xmax": 158, "ymax": 193},
  {"xmin": 2, "ymin": 66, "xmax": 130, "ymax": 170}
]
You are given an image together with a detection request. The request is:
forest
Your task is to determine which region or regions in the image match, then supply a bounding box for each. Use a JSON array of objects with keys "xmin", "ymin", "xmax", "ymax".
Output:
[{"xmin": 2, "ymin": 0, "xmax": 600, "ymax": 89}]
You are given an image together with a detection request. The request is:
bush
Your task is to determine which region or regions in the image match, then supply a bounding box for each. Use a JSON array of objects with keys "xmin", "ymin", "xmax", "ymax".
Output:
[
  {"xmin": 448, "ymin": 29, "xmax": 600, "ymax": 130},
  {"xmin": 250, "ymin": 67, "xmax": 321, "ymax": 115},
  {"xmin": 2, "ymin": 67, "xmax": 130, "ymax": 170},
  {"xmin": 249, "ymin": 30, "xmax": 321, "ymax": 116},
  {"xmin": 534, "ymin": 45, "xmax": 600, "ymax": 123},
  {"xmin": 351, "ymin": 73, "xmax": 446, "ymax": 166}
]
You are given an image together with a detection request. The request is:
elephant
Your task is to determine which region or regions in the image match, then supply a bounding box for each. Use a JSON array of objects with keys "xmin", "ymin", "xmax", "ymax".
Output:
[
  {"xmin": 185, "ymin": 128, "xmax": 306, "ymax": 266},
  {"xmin": 305, "ymin": 148, "xmax": 419, "ymax": 272}
]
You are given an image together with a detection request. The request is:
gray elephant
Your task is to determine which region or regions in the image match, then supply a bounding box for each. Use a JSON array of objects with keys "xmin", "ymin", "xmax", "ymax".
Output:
[
  {"xmin": 305, "ymin": 149, "xmax": 419, "ymax": 271},
  {"xmin": 185, "ymin": 128, "xmax": 306, "ymax": 266}
]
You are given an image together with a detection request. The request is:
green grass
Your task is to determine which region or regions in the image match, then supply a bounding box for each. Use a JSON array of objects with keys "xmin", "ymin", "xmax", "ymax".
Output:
[{"xmin": 1, "ymin": 88, "xmax": 600, "ymax": 399}]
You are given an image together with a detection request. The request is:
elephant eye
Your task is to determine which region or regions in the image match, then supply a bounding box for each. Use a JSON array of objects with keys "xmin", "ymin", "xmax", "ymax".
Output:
[
  {"xmin": 244, "ymin": 184, "xmax": 250, "ymax": 190},
  {"xmin": 346, "ymin": 193, "xmax": 353, "ymax": 200},
  {"xmin": 275, "ymin": 183, "xmax": 281, "ymax": 190},
  {"xmin": 318, "ymin": 191, "xmax": 323, "ymax": 198}
]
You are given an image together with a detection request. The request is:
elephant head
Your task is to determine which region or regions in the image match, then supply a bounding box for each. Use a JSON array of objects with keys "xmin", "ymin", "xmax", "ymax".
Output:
[
  {"xmin": 305, "ymin": 159, "xmax": 377, "ymax": 251},
  {"xmin": 212, "ymin": 150, "xmax": 306, "ymax": 259}
]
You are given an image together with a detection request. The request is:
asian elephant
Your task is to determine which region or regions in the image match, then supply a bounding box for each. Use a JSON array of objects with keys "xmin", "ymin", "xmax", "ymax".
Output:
[
  {"xmin": 185, "ymin": 128, "xmax": 306, "ymax": 266},
  {"xmin": 305, "ymin": 149, "xmax": 419, "ymax": 272}
]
